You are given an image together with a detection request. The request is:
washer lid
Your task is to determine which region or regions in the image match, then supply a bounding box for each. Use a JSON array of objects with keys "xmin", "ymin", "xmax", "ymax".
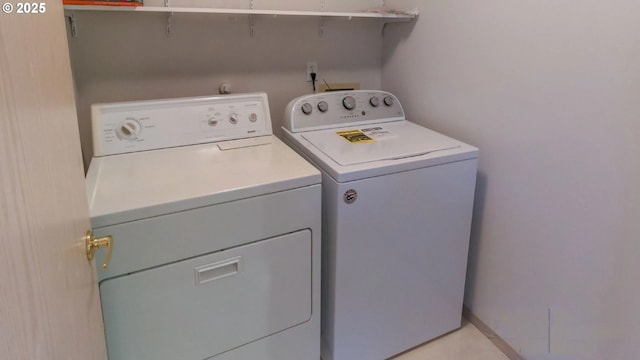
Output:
[
  {"xmin": 288, "ymin": 120, "xmax": 478, "ymax": 183},
  {"xmin": 86, "ymin": 136, "xmax": 320, "ymax": 228},
  {"xmin": 301, "ymin": 121, "xmax": 460, "ymax": 166}
]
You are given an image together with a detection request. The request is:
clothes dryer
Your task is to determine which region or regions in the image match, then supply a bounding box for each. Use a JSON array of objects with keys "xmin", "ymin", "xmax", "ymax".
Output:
[
  {"xmin": 282, "ymin": 90, "xmax": 478, "ymax": 360},
  {"xmin": 86, "ymin": 93, "xmax": 321, "ymax": 360}
]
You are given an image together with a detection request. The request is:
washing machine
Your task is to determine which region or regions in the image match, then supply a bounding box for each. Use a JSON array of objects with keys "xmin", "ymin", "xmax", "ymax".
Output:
[
  {"xmin": 282, "ymin": 90, "xmax": 478, "ymax": 360},
  {"xmin": 85, "ymin": 92, "xmax": 321, "ymax": 360}
]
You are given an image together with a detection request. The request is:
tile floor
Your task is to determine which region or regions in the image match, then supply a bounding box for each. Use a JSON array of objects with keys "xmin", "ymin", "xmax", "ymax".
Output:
[{"xmin": 390, "ymin": 319, "xmax": 510, "ymax": 360}]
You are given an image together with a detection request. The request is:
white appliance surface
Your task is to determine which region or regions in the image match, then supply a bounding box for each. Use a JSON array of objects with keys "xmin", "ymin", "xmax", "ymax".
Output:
[
  {"xmin": 283, "ymin": 91, "xmax": 477, "ymax": 182},
  {"xmin": 87, "ymin": 93, "xmax": 321, "ymax": 360},
  {"xmin": 86, "ymin": 135, "xmax": 318, "ymax": 228},
  {"xmin": 300, "ymin": 120, "xmax": 460, "ymax": 166},
  {"xmin": 282, "ymin": 90, "xmax": 478, "ymax": 360},
  {"xmin": 87, "ymin": 92, "xmax": 319, "ymax": 228},
  {"xmin": 101, "ymin": 230, "xmax": 312, "ymax": 360}
]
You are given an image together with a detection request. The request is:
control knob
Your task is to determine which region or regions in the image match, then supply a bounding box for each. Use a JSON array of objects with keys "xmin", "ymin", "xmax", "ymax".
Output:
[
  {"xmin": 116, "ymin": 119, "xmax": 142, "ymax": 141},
  {"xmin": 318, "ymin": 101, "xmax": 329, "ymax": 113},
  {"xmin": 229, "ymin": 113, "xmax": 239, "ymax": 124},
  {"xmin": 342, "ymin": 96, "xmax": 356, "ymax": 110},
  {"xmin": 370, "ymin": 96, "xmax": 380, "ymax": 107},
  {"xmin": 383, "ymin": 96, "xmax": 394, "ymax": 106},
  {"xmin": 301, "ymin": 103, "xmax": 313, "ymax": 115}
]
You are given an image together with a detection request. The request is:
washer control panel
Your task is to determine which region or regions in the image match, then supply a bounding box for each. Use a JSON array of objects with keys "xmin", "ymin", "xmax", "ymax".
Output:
[
  {"xmin": 283, "ymin": 90, "xmax": 405, "ymax": 133},
  {"xmin": 92, "ymin": 93, "xmax": 272, "ymax": 156}
]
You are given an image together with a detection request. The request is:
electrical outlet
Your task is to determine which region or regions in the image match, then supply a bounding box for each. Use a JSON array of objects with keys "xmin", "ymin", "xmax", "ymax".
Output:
[{"xmin": 306, "ymin": 61, "xmax": 318, "ymax": 82}]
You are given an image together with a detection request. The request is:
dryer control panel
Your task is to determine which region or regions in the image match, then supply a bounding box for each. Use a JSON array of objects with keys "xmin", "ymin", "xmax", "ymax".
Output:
[
  {"xmin": 92, "ymin": 92, "xmax": 272, "ymax": 156},
  {"xmin": 283, "ymin": 90, "xmax": 405, "ymax": 133}
]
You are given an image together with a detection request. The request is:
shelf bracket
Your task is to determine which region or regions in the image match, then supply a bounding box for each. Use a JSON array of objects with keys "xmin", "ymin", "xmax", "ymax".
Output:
[
  {"xmin": 381, "ymin": 19, "xmax": 410, "ymax": 37},
  {"xmin": 249, "ymin": 0, "xmax": 255, "ymax": 37},
  {"xmin": 163, "ymin": 0, "xmax": 173, "ymax": 37},
  {"xmin": 319, "ymin": 0, "xmax": 326, "ymax": 37},
  {"xmin": 65, "ymin": 11, "xmax": 78, "ymax": 38},
  {"xmin": 166, "ymin": 12, "xmax": 173, "ymax": 37},
  {"xmin": 381, "ymin": 21, "xmax": 388, "ymax": 37}
]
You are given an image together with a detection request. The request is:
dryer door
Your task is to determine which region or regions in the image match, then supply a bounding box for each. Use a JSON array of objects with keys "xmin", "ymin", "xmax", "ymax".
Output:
[{"xmin": 99, "ymin": 230, "xmax": 312, "ymax": 360}]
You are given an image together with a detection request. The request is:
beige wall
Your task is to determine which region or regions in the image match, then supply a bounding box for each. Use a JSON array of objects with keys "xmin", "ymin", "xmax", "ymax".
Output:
[
  {"xmin": 67, "ymin": 0, "xmax": 385, "ymax": 167},
  {"xmin": 383, "ymin": 1, "xmax": 640, "ymax": 359}
]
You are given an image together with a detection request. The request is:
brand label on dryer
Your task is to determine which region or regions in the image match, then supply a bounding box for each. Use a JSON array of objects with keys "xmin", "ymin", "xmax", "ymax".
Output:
[{"xmin": 336, "ymin": 129, "xmax": 375, "ymax": 144}]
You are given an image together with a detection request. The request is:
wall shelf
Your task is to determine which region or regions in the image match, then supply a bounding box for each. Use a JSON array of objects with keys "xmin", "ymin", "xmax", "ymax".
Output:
[
  {"xmin": 63, "ymin": 5, "xmax": 417, "ymax": 38},
  {"xmin": 62, "ymin": 6, "xmax": 417, "ymax": 20}
]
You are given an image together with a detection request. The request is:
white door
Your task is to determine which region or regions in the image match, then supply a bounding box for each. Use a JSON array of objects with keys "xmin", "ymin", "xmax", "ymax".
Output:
[{"xmin": 0, "ymin": 1, "xmax": 108, "ymax": 359}]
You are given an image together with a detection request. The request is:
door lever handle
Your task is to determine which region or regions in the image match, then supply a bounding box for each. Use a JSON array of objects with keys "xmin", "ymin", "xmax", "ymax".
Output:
[{"xmin": 85, "ymin": 230, "xmax": 113, "ymax": 271}]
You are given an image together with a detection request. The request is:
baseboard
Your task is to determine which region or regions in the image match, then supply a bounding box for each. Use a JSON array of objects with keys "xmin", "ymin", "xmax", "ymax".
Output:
[{"xmin": 463, "ymin": 306, "xmax": 524, "ymax": 360}]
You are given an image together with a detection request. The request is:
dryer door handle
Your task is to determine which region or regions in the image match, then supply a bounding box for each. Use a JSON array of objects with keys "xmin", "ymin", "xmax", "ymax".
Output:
[{"xmin": 195, "ymin": 257, "xmax": 241, "ymax": 285}]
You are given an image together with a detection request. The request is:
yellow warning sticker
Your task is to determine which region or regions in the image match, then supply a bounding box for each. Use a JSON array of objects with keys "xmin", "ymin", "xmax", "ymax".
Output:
[{"xmin": 336, "ymin": 129, "xmax": 375, "ymax": 144}]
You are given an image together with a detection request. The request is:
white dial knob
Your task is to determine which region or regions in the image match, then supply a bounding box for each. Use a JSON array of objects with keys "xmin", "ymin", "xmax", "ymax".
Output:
[
  {"xmin": 229, "ymin": 113, "xmax": 239, "ymax": 124},
  {"xmin": 116, "ymin": 119, "xmax": 141, "ymax": 141},
  {"xmin": 342, "ymin": 96, "xmax": 356, "ymax": 110},
  {"xmin": 318, "ymin": 101, "xmax": 329, "ymax": 112},
  {"xmin": 370, "ymin": 97, "xmax": 380, "ymax": 107},
  {"xmin": 249, "ymin": 113, "xmax": 258, "ymax": 122},
  {"xmin": 301, "ymin": 103, "xmax": 313, "ymax": 115},
  {"xmin": 383, "ymin": 96, "xmax": 394, "ymax": 106}
]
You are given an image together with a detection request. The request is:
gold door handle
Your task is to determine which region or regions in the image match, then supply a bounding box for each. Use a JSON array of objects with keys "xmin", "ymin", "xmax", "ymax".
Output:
[{"xmin": 85, "ymin": 230, "xmax": 113, "ymax": 271}]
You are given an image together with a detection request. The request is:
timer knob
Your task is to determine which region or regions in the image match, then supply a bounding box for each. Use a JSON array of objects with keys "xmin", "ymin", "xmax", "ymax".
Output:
[
  {"xmin": 383, "ymin": 96, "xmax": 394, "ymax": 106},
  {"xmin": 249, "ymin": 113, "xmax": 258, "ymax": 122},
  {"xmin": 318, "ymin": 101, "xmax": 329, "ymax": 113},
  {"xmin": 301, "ymin": 103, "xmax": 313, "ymax": 115},
  {"xmin": 342, "ymin": 96, "xmax": 356, "ymax": 110},
  {"xmin": 369, "ymin": 96, "xmax": 380, "ymax": 107},
  {"xmin": 229, "ymin": 113, "xmax": 239, "ymax": 124},
  {"xmin": 116, "ymin": 119, "xmax": 141, "ymax": 141}
]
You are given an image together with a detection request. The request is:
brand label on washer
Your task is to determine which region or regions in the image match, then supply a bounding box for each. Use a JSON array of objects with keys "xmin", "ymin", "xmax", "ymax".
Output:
[
  {"xmin": 360, "ymin": 126, "xmax": 396, "ymax": 140},
  {"xmin": 336, "ymin": 129, "xmax": 375, "ymax": 144},
  {"xmin": 343, "ymin": 189, "xmax": 358, "ymax": 204}
]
